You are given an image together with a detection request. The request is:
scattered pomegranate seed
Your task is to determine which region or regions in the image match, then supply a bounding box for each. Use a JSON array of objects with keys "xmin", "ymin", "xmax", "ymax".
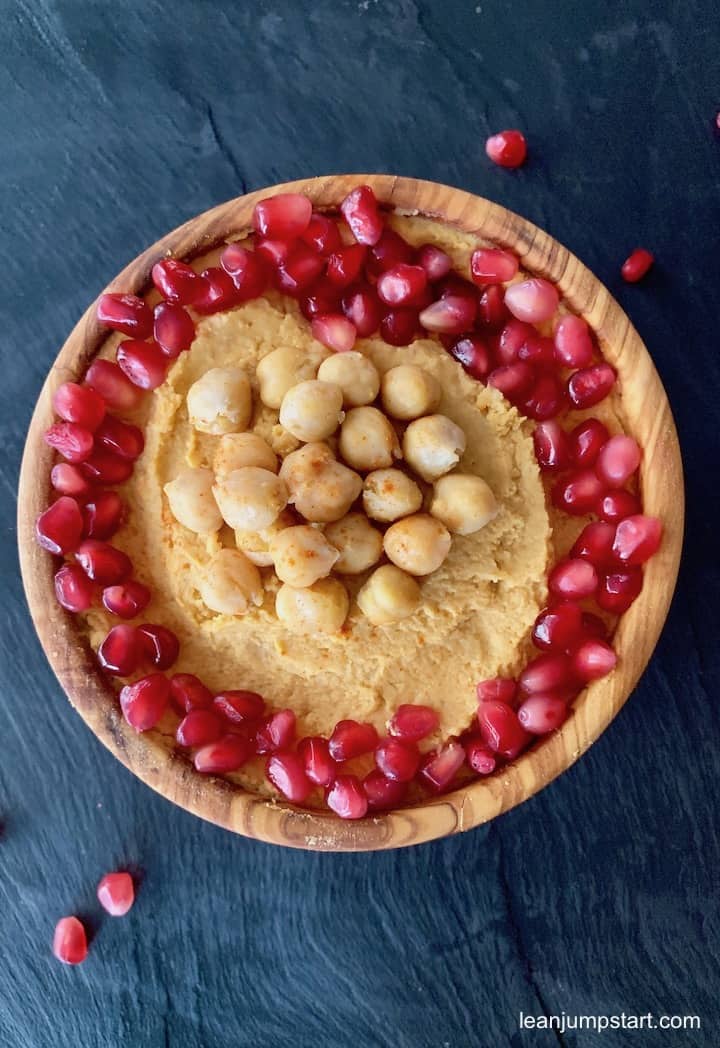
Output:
[
  {"xmin": 532, "ymin": 602, "xmax": 584, "ymax": 653},
  {"xmin": 597, "ymin": 489, "xmax": 642, "ymax": 524},
  {"xmin": 505, "ymin": 278, "xmax": 559, "ymax": 324},
  {"xmin": 266, "ymin": 752, "xmax": 312, "ymax": 804},
  {"xmin": 54, "ymin": 563, "xmax": 94, "ymax": 612},
  {"xmin": 477, "ymin": 284, "xmax": 509, "ymax": 329},
  {"xmin": 301, "ymin": 213, "xmax": 342, "ymax": 256},
  {"xmin": 97, "ymin": 293, "xmax": 153, "ymax": 339},
  {"xmin": 50, "ymin": 463, "xmax": 93, "ymax": 498},
  {"xmin": 311, "ymin": 313, "xmax": 357, "ymax": 353},
  {"xmin": 120, "ymin": 672, "xmax": 169, "ymax": 730},
  {"xmin": 53, "ymin": 382, "xmax": 106, "ymax": 432},
  {"xmin": 417, "ymin": 243, "xmax": 452, "ymax": 281},
  {"xmin": 193, "ymin": 267, "xmax": 239, "ymax": 314},
  {"xmin": 82, "ymin": 492, "xmax": 124, "ymax": 540},
  {"xmin": 75, "ymin": 539, "xmax": 132, "ymax": 584},
  {"xmin": 98, "ymin": 624, "xmax": 142, "ymax": 676},
  {"xmin": 621, "ymin": 248, "xmax": 654, "ymax": 283},
  {"xmin": 519, "ymin": 654, "xmax": 575, "ymax": 695},
  {"xmin": 567, "ymin": 363, "xmax": 616, "ymax": 409},
  {"xmin": 377, "ymin": 264, "xmax": 428, "ymax": 307},
  {"xmin": 419, "ymin": 294, "xmax": 477, "ymax": 334},
  {"xmin": 612, "ymin": 515, "xmax": 662, "ymax": 565},
  {"xmin": 326, "ymin": 244, "xmax": 367, "ymax": 288},
  {"xmin": 569, "ymin": 418, "xmax": 610, "ymax": 467},
  {"xmin": 116, "ymin": 340, "xmax": 168, "ymax": 390},
  {"xmin": 213, "ymin": 690, "xmax": 265, "ymax": 724},
  {"xmin": 521, "ymin": 372, "xmax": 565, "ymax": 420},
  {"xmin": 476, "ymin": 678, "xmax": 517, "ymax": 705},
  {"xmin": 44, "ymin": 421, "xmax": 94, "ymax": 464},
  {"xmin": 380, "ymin": 308, "xmax": 419, "ymax": 346},
  {"xmin": 153, "ymin": 302, "xmax": 195, "ymax": 358},
  {"xmin": 478, "ymin": 701, "xmax": 531, "ymax": 757},
  {"xmin": 329, "ymin": 719, "xmax": 379, "ymax": 761},
  {"xmin": 169, "ymin": 673, "xmax": 213, "ymax": 713},
  {"xmin": 255, "ymin": 238, "xmax": 293, "ymax": 269},
  {"xmin": 137, "ymin": 624, "xmax": 180, "ymax": 670},
  {"xmin": 470, "ymin": 247, "xmax": 519, "ymax": 285},
  {"xmin": 362, "ymin": 769, "xmax": 408, "ymax": 810},
  {"xmin": 420, "ymin": 741, "xmax": 466, "ymax": 791},
  {"xmin": 220, "ymin": 244, "xmax": 270, "ymax": 299},
  {"xmin": 375, "ymin": 737, "xmax": 420, "ymax": 782},
  {"xmin": 102, "ymin": 580, "xmax": 151, "ymax": 618},
  {"xmin": 255, "ymin": 709, "xmax": 296, "ymax": 754},
  {"xmin": 326, "ymin": 774, "xmax": 369, "ymax": 819},
  {"xmin": 388, "ymin": 703, "xmax": 440, "ymax": 742},
  {"xmin": 581, "ymin": 612, "xmax": 609, "ymax": 641},
  {"xmin": 276, "ymin": 244, "xmax": 326, "ymax": 295},
  {"xmin": 300, "ymin": 282, "xmax": 342, "ymax": 321},
  {"xmin": 448, "ymin": 334, "xmax": 492, "ymax": 379},
  {"xmin": 554, "ymin": 315, "xmax": 594, "ymax": 368},
  {"xmin": 548, "ymin": 558, "xmax": 598, "ymax": 600},
  {"xmin": 80, "ymin": 449, "xmax": 133, "ymax": 486},
  {"xmin": 595, "ymin": 435, "xmax": 642, "ymax": 488},
  {"xmin": 85, "ymin": 359, "xmax": 143, "ymax": 412},
  {"xmin": 194, "ymin": 734, "xmax": 253, "ymax": 773},
  {"xmin": 533, "ymin": 420, "xmax": 571, "ymax": 472},
  {"xmin": 342, "ymin": 285, "xmax": 382, "ymax": 337},
  {"xmin": 496, "ymin": 319, "xmax": 535, "ymax": 366},
  {"xmin": 485, "ymin": 129, "xmax": 527, "ymax": 168},
  {"xmin": 571, "ymin": 521, "xmax": 618, "ymax": 568},
  {"xmin": 151, "ymin": 259, "xmax": 204, "ymax": 305},
  {"xmin": 367, "ymin": 228, "xmax": 415, "ymax": 274},
  {"xmin": 95, "ymin": 415, "xmax": 144, "ymax": 461},
  {"xmin": 298, "ymin": 736, "xmax": 336, "ymax": 787},
  {"xmin": 52, "ymin": 916, "xmax": 88, "ymax": 965},
  {"xmin": 97, "ymin": 872, "xmax": 135, "ymax": 917},
  {"xmin": 253, "ymin": 193, "xmax": 312, "ymax": 240},
  {"xmin": 487, "ymin": 362, "xmax": 535, "ymax": 402},
  {"xmin": 464, "ymin": 736, "xmax": 497, "ymax": 774},
  {"xmin": 176, "ymin": 708, "xmax": 223, "ymax": 748},
  {"xmin": 340, "ymin": 185, "xmax": 383, "ymax": 246},
  {"xmin": 552, "ymin": 469, "xmax": 606, "ymax": 515},
  {"xmin": 36, "ymin": 497, "xmax": 84, "ymax": 555},
  {"xmin": 597, "ymin": 569, "xmax": 643, "ymax": 613},
  {"xmin": 517, "ymin": 694, "xmax": 568, "ymax": 734},
  {"xmin": 572, "ymin": 639, "xmax": 618, "ymax": 682},
  {"xmin": 518, "ymin": 333, "xmax": 556, "ymax": 368}
]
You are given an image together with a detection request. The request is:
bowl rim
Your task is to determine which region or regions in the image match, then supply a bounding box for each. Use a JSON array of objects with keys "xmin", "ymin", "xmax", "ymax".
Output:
[{"xmin": 17, "ymin": 174, "xmax": 684, "ymax": 851}]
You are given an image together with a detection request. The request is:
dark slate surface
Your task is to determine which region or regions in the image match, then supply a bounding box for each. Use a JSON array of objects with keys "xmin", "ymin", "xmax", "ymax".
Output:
[{"xmin": 1, "ymin": 2, "xmax": 719, "ymax": 1046}]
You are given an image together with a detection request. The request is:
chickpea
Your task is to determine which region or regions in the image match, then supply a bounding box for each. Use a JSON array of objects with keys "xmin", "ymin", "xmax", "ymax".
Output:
[
  {"xmin": 279, "ymin": 443, "xmax": 363, "ymax": 523},
  {"xmin": 235, "ymin": 509, "xmax": 296, "ymax": 567},
  {"xmin": 275, "ymin": 578, "xmax": 349, "ymax": 635},
  {"xmin": 213, "ymin": 432, "xmax": 278, "ymax": 477},
  {"xmin": 430, "ymin": 474, "xmax": 499, "ymax": 536},
  {"xmin": 212, "ymin": 467, "xmax": 288, "ymax": 531},
  {"xmin": 324, "ymin": 513, "xmax": 383, "ymax": 575},
  {"xmin": 338, "ymin": 406, "xmax": 400, "ymax": 472},
  {"xmin": 199, "ymin": 549, "xmax": 263, "ymax": 616},
  {"xmin": 317, "ymin": 352, "xmax": 380, "ymax": 407},
  {"xmin": 164, "ymin": 467, "xmax": 223, "ymax": 533},
  {"xmin": 402, "ymin": 414, "xmax": 466, "ymax": 482},
  {"xmin": 256, "ymin": 346, "xmax": 320, "ymax": 410},
  {"xmin": 279, "ymin": 380, "xmax": 344, "ymax": 442},
  {"xmin": 362, "ymin": 468, "xmax": 423, "ymax": 523},
  {"xmin": 357, "ymin": 564, "xmax": 422, "ymax": 625},
  {"xmin": 380, "ymin": 364, "xmax": 441, "ymax": 421},
  {"xmin": 383, "ymin": 513, "xmax": 452, "ymax": 576},
  {"xmin": 186, "ymin": 367, "xmax": 252, "ymax": 435},
  {"xmin": 269, "ymin": 525, "xmax": 340, "ymax": 588}
]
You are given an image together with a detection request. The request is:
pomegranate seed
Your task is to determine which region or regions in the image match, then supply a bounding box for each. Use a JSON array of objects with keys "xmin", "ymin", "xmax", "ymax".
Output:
[
  {"xmin": 153, "ymin": 302, "xmax": 195, "ymax": 358},
  {"xmin": 85, "ymin": 359, "xmax": 143, "ymax": 412},
  {"xmin": 519, "ymin": 654, "xmax": 574, "ymax": 695},
  {"xmin": 311, "ymin": 314, "xmax": 356, "ymax": 353},
  {"xmin": 552, "ymin": 469, "xmax": 606, "ymax": 515},
  {"xmin": 517, "ymin": 694, "xmax": 568, "ymax": 734},
  {"xmin": 568, "ymin": 363, "xmax": 616, "ymax": 409},
  {"xmin": 505, "ymin": 278, "xmax": 559, "ymax": 324},
  {"xmin": 362, "ymin": 769, "xmax": 407, "ymax": 810},
  {"xmin": 518, "ymin": 333, "xmax": 556, "ymax": 367},
  {"xmin": 298, "ymin": 736, "xmax": 336, "ymax": 788},
  {"xmin": 420, "ymin": 741, "xmax": 466, "ymax": 791},
  {"xmin": 470, "ymin": 248, "xmax": 519, "ymax": 285},
  {"xmin": 596, "ymin": 435, "xmax": 642, "ymax": 488},
  {"xmin": 75, "ymin": 539, "xmax": 132, "ymax": 584},
  {"xmin": 102, "ymin": 580, "xmax": 150, "ymax": 618},
  {"xmin": 569, "ymin": 418, "xmax": 610, "ymax": 467},
  {"xmin": 266, "ymin": 752, "xmax": 312, "ymax": 804},
  {"xmin": 95, "ymin": 415, "xmax": 144, "ymax": 461},
  {"xmin": 220, "ymin": 244, "xmax": 269, "ymax": 299},
  {"xmin": 496, "ymin": 319, "xmax": 535, "ymax": 366},
  {"xmin": 533, "ymin": 420, "xmax": 571, "ymax": 472},
  {"xmin": 476, "ymin": 679, "xmax": 517, "ymax": 705},
  {"xmin": 571, "ymin": 521, "xmax": 618, "ymax": 569},
  {"xmin": 151, "ymin": 259, "xmax": 204, "ymax": 305},
  {"xmin": 50, "ymin": 463, "xmax": 92, "ymax": 498},
  {"xmin": 554, "ymin": 315, "xmax": 594, "ymax": 368},
  {"xmin": 300, "ymin": 282, "xmax": 342, "ymax": 321},
  {"xmin": 377, "ymin": 264, "xmax": 428, "ymax": 307},
  {"xmin": 464, "ymin": 736, "xmax": 497, "ymax": 775},
  {"xmin": 213, "ymin": 690, "xmax": 265, "ymax": 725},
  {"xmin": 375, "ymin": 737, "xmax": 420, "ymax": 782},
  {"xmin": 621, "ymin": 248, "xmax": 654, "ymax": 283},
  {"xmin": 548, "ymin": 558, "xmax": 598, "ymax": 599},
  {"xmin": 521, "ymin": 373, "xmax": 565, "ymax": 420},
  {"xmin": 120, "ymin": 672, "xmax": 169, "ymax": 730},
  {"xmin": 478, "ymin": 701, "xmax": 532, "ymax": 757},
  {"xmin": 532, "ymin": 602, "xmax": 585, "ymax": 653},
  {"xmin": 448, "ymin": 334, "xmax": 492, "ymax": 379},
  {"xmin": 253, "ymin": 193, "xmax": 312, "ymax": 240},
  {"xmin": 98, "ymin": 624, "xmax": 142, "ymax": 676},
  {"xmin": 53, "ymin": 382, "xmax": 105, "ymax": 432},
  {"xmin": 44, "ymin": 421, "xmax": 93, "ymax": 463},
  {"xmin": 340, "ymin": 185, "xmax": 383, "ymax": 246},
  {"xmin": 419, "ymin": 295, "xmax": 477, "ymax": 335},
  {"xmin": 255, "ymin": 237, "xmax": 294, "ymax": 268},
  {"xmin": 36, "ymin": 497, "xmax": 83, "ymax": 554},
  {"xmin": 169, "ymin": 673, "xmax": 213, "ymax": 713},
  {"xmin": 301, "ymin": 213, "xmax": 342, "ymax": 256},
  {"xmin": 80, "ymin": 449, "xmax": 133, "ymax": 486},
  {"xmin": 388, "ymin": 703, "xmax": 440, "ymax": 741},
  {"xmin": 597, "ymin": 569, "xmax": 643, "ymax": 613},
  {"xmin": 477, "ymin": 284, "xmax": 509, "ymax": 330},
  {"xmin": 612, "ymin": 515, "xmax": 662, "ymax": 565},
  {"xmin": 116, "ymin": 340, "xmax": 168, "ymax": 390},
  {"xmin": 176, "ymin": 708, "xmax": 223, "ymax": 748},
  {"xmin": 97, "ymin": 292, "xmax": 153, "ymax": 339},
  {"xmin": 572, "ymin": 639, "xmax": 617, "ymax": 682},
  {"xmin": 194, "ymin": 734, "xmax": 253, "ymax": 773},
  {"xmin": 82, "ymin": 492, "xmax": 124, "ymax": 540},
  {"xmin": 597, "ymin": 489, "xmax": 642, "ymax": 524},
  {"xmin": 581, "ymin": 612, "xmax": 609, "ymax": 641},
  {"xmin": 487, "ymin": 362, "xmax": 535, "ymax": 402},
  {"xmin": 380, "ymin": 309, "xmax": 418, "ymax": 346},
  {"xmin": 367, "ymin": 228, "xmax": 415, "ymax": 274},
  {"xmin": 97, "ymin": 872, "xmax": 135, "ymax": 917},
  {"xmin": 276, "ymin": 243, "xmax": 326, "ymax": 295},
  {"xmin": 255, "ymin": 709, "xmax": 296, "ymax": 754},
  {"xmin": 342, "ymin": 285, "xmax": 382, "ymax": 336},
  {"xmin": 329, "ymin": 719, "xmax": 379, "ymax": 761},
  {"xmin": 326, "ymin": 774, "xmax": 368, "ymax": 819},
  {"xmin": 137, "ymin": 623, "xmax": 180, "ymax": 670},
  {"xmin": 485, "ymin": 129, "xmax": 527, "ymax": 168},
  {"xmin": 193, "ymin": 267, "xmax": 238, "ymax": 314},
  {"xmin": 326, "ymin": 244, "xmax": 367, "ymax": 288},
  {"xmin": 52, "ymin": 916, "xmax": 87, "ymax": 965},
  {"xmin": 417, "ymin": 243, "xmax": 452, "ymax": 281},
  {"xmin": 54, "ymin": 563, "xmax": 94, "ymax": 612}
]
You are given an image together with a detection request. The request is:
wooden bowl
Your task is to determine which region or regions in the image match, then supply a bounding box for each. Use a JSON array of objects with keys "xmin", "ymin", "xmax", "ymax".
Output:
[{"xmin": 18, "ymin": 175, "xmax": 683, "ymax": 851}]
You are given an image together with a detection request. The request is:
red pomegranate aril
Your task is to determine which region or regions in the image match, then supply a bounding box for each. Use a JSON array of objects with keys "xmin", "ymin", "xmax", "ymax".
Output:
[
  {"xmin": 554, "ymin": 315, "xmax": 594, "ymax": 368},
  {"xmin": 569, "ymin": 418, "xmax": 610, "ymax": 467},
  {"xmin": 477, "ymin": 284, "xmax": 509, "ymax": 330},
  {"xmin": 298, "ymin": 736, "xmax": 336, "ymax": 788},
  {"xmin": 380, "ymin": 309, "xmax": 418, "ymax": 346},
  {"xmin": 549, "ymin": 558, "xmax": 598, "ymax": 600},
  {"xmin": 517, "ymin": 695, "xmax": 568, "ymax": 734},
  {"xmin": 597, "ymin": 569, "xmax": 643, "ymax": 613},
  {"xmin": 571, "ymin": 521, "xmax": 618, "ymax": 569},
  {"xmin": 266, "ymin": 752, "xmax": 312, "ymax": 804},
  {"xmin": 102, "ymin": 580, "xmax": 150, "ymax": 619},
  {"xmin": 505, "ymin": 279, "xmax": 559, "ymax": 324},
  {"xmin": 255, "ymin": 709, "xmax": 296, "ymax": 754},
  {"xmin": 532, "ymin": 602, "xmax": 585, "ymax": 653},
  {"xmin": 51, "ymin": 463, "xmax": 92, "ymax": 498},
  {"xmin": 80, "ymin": 449, "xmax": 133, "ymax": 486},
  {"xmin": 519, "ymin": 653, "xmax": 575, "ymax": 695},
  {"xmin": 311, "ymin": 314, "xmax": 356, "ymax": 353},
  {"xmin": 120, "ymin": 672, "xmax": 169, "ymax": 730},
  {"xmin": 552, "ymin": 469, "xmax": 606, "ymax": 515},
  {"xmin": 522, "ymin": 373, "xmax": 565, "ymax": 420},
  {"xmin": 220, "ymin": 244, "xmax": 269, "ymax": 299},
  {"xmin": 612, "ymin": 515, "xmax": 662, "ymax": 565},
  {"xmin": 368, "ymin": 228, "xmax": 415, "ymax": 274},
  {"xmin": 301, "ymin": 213, "xmax": 342, "ymax": 256},
  {"xmin": 596, "ymin": 435, "xmax": 642, "ymax": 488},
  {"xmin": 176, "ymin": 708, "xmax": 223, "ymax": 748},
  {"xmin": 518, "ymin": 334, "xmax": 556, "ymax": 367},
  {"xmin": 533, "ymin": 420, "xmax": 571, "ymax": 473},
  {"xmin": 572, "ymin": 639, "xmax": 617, "ymax": 682},
  {"xmin": 82, "ymin": 491, "xmax": 124, "ymax": 540},
  {"xmin": 255, "ymin": 237, "xmax": 295, "ymax": 268},
  {"xmin": 464, "ymin": 736, "xmax": 497, "ymax": 775},
  {"xmin": 137, "ymin": 624, "xmax": 179, "ymax": 670},
  {"xmin": 485, "ymin": 129, "xmax": 527, "ymax": 168},
  {"xmin": 581, "ymin": 612, "xmax": 609, "ymax": 641},
  {"xmin": 448, "ymin": 334, "xmax": 492, "ymax": 379},
  {"xmin": 85, "ymin": 359, "xmax": 143, "ymax": 412},
  {"xmin": 342, "ymin": 285, "xmax": 382, "ymax": 337},
  {"xmin": 478, "ymin": 701, "xmax": 531, "ymax": 758},
  {"xmin": 497, "ymin": 319, "xmax": 535, "ymax": 366},
  {"xmin": 151, "ymin": 259, "xmax": 204, "ymax": 305},
  {"xmin": 375, "ymin": 737, "xmax": 420, "ymax": 782},
  {"xmin": 53, "ymin": 382, "xmax": 106, "ymax": 432},
  {"xmin": 116, "ymin": 340, "xmax": 168, "ymax": 390},
  {"xmin": 98, "ymin": 624, "xmax": 142, "ymax": 676},
  {"xmin": 417, "ymin": 243, "xmax": 452, "ymax": 281},
  {"xmin": 470, "ymin": 247, "xmax": 519, "ymax": 285},
  {"xmin": 621, "ymin": 247, "xmax": 654, "ymax": 283},
  {"xmin": 194, "ymin": 734, "xmax": 253, "ymax": 773},
  {"xmin": 340, "ymin": 185, "xmax": 383, "ymax": 246},
  {"xmin": 377, "ymin": 264, "xmax": 428, "ymax": 307},
  {"xmin": 568, "ymin": 363, "xmax": 616, "ymax": 409},
  {"xmin": 388, "ymin": 703, "xmax": 440, "ymax": 742},
  {"xmin": 95, "ymin": 415, "xmax": 144, "ymax": 461},
  {"xmin": 476, "ymin": 678, "xmax": 517, "ymax": 706},
  {"xmin": 253, "ymin": 193, "xmax": 312, "ymax": 240},
  {"xmin": 52, "ymin": 916, "xmax": 88, "ymax": 965},
  {"xmin": 597, "ymin": 489, "xmax": 642, "ymax": 524},
  {"xmin": 300, "ymin": 282, "xmax": 341, "ymax": 321},
  {"xmin": 97, "ymin": 293, "xmax": 153, "ymax": 339},
  {"xmin": 75, "ymin": 539, "xmax": 131, "ymax": 584},
  {"xmin": 54, "ymin": 563, "xmax": 94, "ymax": 612},
  {"xmin": 362, "ymin": 769, "xmax": 408, "ymax": 810},
  {"xmin": 97, "ymin": 872, "xmax": 135, "ymax": 917},
  {"xmin": 153, "ymin": 302, "xmax": 195, "ymax": 358},
  {"xmin": 44, "ymin": 421, "xmax": 94, "ymax": 464},
  {"xmin": 36, "ymin": 497, "xmax": 84, "ymax": 555},
  {"xmin": 487, "ymin": 362, "xmax": 535, "ymax": 402},
  {"xmin": 419, "ymin": 294, "xmax": 477, "ymax": 335},
  {"xmin": 326, "ymin": 244, "xmax": 367, "ymax": 288},
  {"xmin": 213, "ymin": 690, "xmax": 265, "ymax": 724},
  {"xmin": 326, "ymin": 774, "xmax": 368, "ymax": 819},
  {"xmin": 420, "ymin": 740, "xmax": 466, "ymax": 791},
  {"xmin": 328, "ymin": 719, "xmax": 379, "ymax": 761},
  {"xmin": 169, "ymin": 673, "xmax": 213, "ymax": 713},
  {"xmin": 193, "ymin": 267, "xmax": 238, "ymax": 315},
  {"xmin": 276, "ymin": 244, "xmax": 326, "ymax": 295}
]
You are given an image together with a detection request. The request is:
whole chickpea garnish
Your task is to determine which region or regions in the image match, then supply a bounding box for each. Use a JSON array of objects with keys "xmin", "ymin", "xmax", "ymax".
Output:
[
  {"xmin": 380, "ymin": 364, "xmax": 441, "ymax": 420},
  {"xmin": 275, "ymin": 578, "xmax": 349, "ymax": 634},
  {"xmin": 199, "ymin": 549, "xmax": 263, "ymax": 615},
  {"xmin": 430, "ymin": 474, "xmax": 499, "ymax": 535},
  {"xmin": 362, "ymin": 468, "xmax": 423, "ymax": 523},
  {"xmin": 187, "ymin": 367, "xmax": 252, "ymax": 435},
  {"xmin": 317, "ymin": 352, "xmax": 380, "ymax": 407},
  {"xmin": 164, "ymin": 467, "xmax": 223, "ymax": 534},
  {"xmin": 402, "ymin": 414, "xmax": 466, "ymax": 482},
  {"xmin": 338, "ymin": 406, "xmax": 401, "ymax": 472},
  {"xmin": 256, "ymin": 345, "xmax": 320, "ymax": 410},
  {"xmin": 212, "ymin": 467, "xmax": 288, "ymax": 531},
  {"xmin": 279, "ymin": 443, "xmax": 363, "ymax": 523},
  {"xmin": 357, "ymin": 565, "xmax": 422, "ymax": 625},
  {"xmin": 270, "ymin": 525, "xmax": 340, "ymax": 588},
  {"xmin": 213, "ymin": 433, "xmax": 278, "ymax": 477},
  {"xmin": 383, "ymin": 513, "xmax": 452, "ymax": 576},
  {"xmin": 279, "ymin": 379, "xmax": 344, "ymax": 442},
  {"xmin": 324, "ymin": 513, "xmax": 384, "ymax": 574}
]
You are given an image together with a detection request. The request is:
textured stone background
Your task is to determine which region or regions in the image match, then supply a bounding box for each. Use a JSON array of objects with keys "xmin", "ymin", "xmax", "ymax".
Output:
[{"xmin": 2, "ymin": 2, "xmax": 719, "ymax": 1046}]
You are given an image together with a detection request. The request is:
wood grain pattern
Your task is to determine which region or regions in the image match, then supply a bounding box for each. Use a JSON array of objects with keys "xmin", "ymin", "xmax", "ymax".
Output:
[{"xmin": 17, "ymin": 174, "xmax": 684, "ymax": 851}]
